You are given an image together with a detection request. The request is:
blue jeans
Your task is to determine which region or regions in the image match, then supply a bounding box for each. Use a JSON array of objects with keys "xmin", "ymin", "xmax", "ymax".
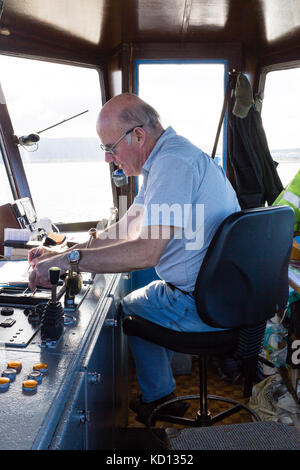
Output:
[{"xmin": 121, "ymin": 280, "xmax": 224, "ymax": 403}]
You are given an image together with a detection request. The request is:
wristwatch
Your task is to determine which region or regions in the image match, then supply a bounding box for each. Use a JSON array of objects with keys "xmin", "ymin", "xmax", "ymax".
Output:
[{"xmin": 68, "ymin": 250, "xmax": 81, "ymax": 272}]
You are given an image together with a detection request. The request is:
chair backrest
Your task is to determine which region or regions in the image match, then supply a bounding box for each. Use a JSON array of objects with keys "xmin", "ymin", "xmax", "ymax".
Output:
[{"xmin": 194, "ymin": 206, "xmax": 295, "ymax": 329}]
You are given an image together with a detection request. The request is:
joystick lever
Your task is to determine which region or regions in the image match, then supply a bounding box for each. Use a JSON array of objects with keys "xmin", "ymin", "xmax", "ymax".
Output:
[{"xmin": 41, "ymin": 267, "xmax": 64, "ymax": 341}]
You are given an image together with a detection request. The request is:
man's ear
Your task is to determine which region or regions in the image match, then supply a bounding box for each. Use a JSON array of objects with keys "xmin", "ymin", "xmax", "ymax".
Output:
[{"xmin": 134, "ymin": 127, "xmax": 145, "ymax": 145}]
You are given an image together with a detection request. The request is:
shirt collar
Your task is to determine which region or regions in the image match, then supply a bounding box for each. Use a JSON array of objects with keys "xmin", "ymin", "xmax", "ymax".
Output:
[{"xmin": 142, "ymin": 126, "xmax": 176, "ymax": 174}]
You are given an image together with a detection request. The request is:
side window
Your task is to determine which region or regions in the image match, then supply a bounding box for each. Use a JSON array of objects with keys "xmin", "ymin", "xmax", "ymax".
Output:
[
  {"xmin": 261, "ymin": 68, "xmax": 300, "ymax": 187},
  {"xmin": 0, "ymin": 55, "xmax": 113, "ymax": 224},
  {"xmin": 136, "ymin": 61, "xmax": 227, "ymax": 166}
]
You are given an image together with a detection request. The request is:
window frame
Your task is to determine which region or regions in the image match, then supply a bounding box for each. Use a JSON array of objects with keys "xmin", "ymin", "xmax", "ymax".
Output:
[
  {"xmin": 0, "ymin": 131, "xmax": 18, "ymax": 201},
  {"xmin": 0, "ymin": 53, "xmax": 107, "ymax": 229}
]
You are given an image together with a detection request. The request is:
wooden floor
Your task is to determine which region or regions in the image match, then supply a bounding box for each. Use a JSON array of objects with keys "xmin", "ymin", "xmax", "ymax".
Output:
[{"xmin": 128, "ymin": 356, "xmax": 253, "ymax": 428}]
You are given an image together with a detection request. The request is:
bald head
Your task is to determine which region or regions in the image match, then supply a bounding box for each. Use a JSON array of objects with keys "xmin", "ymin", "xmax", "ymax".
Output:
[{"xmin": 97, "ymin": 93, "xmax": 163, "ymax": 137}]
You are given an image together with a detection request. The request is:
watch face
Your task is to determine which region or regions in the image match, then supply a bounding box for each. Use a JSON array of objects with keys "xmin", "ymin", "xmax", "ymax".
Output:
[{"xmin": 69, "ymin": 250, "xmax": 80, "ymax": 263}]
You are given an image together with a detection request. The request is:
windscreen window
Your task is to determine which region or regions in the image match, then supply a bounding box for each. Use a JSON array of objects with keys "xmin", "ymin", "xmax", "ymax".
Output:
[
  {"xmin": 0, "ymin": 56, "xmax": 112, "ymax": 224},
  {"xmin": 136, "ymin": 61, "xmax": 226, "ymax": 166},
  {"xmin": 261, "ymin": 68, "xmax": 300, "ymax": 187}
]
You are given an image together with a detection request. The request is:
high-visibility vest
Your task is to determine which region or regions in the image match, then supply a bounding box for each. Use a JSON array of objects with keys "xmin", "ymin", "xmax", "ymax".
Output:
[{"xmin": 272, "ymin": 169, "xmax": 300, "ymax": 232}]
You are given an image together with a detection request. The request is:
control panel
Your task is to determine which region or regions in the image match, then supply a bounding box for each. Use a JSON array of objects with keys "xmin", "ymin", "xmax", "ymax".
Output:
[
  {"xmin": 0, "ymin": 268, "xmax": 92, "ymax": 348},
  {"xmin": 0, "ymin": 224, "xmax": 122, "ymax": 449}
]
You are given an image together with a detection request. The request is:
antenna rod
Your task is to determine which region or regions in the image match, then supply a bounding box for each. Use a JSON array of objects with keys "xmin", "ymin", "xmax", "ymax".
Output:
[{"xmin": 37, "ymin": 109, "xmax": 89, "ymax": 135}]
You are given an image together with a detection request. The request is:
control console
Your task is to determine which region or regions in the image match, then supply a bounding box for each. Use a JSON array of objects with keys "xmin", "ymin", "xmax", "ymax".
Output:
[{"xmin": 0, "ymin": 268, "xmax": 92, "ymax": 347}]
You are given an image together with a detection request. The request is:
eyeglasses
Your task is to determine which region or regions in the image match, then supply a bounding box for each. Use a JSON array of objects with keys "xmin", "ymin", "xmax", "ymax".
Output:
[{"xmin": 100, "ymin": 124, "xmax": 143, "ymax": 155}]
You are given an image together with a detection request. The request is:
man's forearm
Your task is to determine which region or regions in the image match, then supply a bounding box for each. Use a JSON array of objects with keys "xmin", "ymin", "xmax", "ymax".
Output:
[
  {"xmin": 30, "ymin": 224, "xmax": 173, "ymax": 290},
  {"xmin": 55, "ymin": 238, "xmax": 156, "ymax": 274}
]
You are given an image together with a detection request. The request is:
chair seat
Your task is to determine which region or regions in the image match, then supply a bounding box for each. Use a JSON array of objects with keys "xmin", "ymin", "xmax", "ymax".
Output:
[{"xmin": 122, "ymin": 315, "xmax": 239, "ymax": 355}]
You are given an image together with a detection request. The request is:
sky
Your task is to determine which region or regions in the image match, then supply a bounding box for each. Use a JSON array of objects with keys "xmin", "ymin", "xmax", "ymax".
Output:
[
  {"xmin": 0, "ymin": 55, "xmax": 102, "ymax": 138},
  {"xmin": 261, "ymin": 67, "xmax": 300, "ymax": 150},
  {"xmin": 138, "ymin": 62, "xmax": 225, "ymax": 156}
]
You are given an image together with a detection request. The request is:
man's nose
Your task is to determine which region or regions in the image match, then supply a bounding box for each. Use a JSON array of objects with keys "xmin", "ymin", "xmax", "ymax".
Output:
[{"xmin": 105, "ymin": 152, "xmax": 114, "ymax": 163}]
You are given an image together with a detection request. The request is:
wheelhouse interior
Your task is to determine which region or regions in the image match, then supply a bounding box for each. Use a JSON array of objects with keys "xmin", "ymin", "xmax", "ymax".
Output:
[{"xmin": 0, "ymin": 0, "xmax": 300, "ymax": 452}]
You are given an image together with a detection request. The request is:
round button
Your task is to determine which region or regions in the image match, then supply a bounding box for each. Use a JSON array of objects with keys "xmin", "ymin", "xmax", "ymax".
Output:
[
  {"xmin": 22, "ymin": 379, "xmax": 38, "ymax": 393},
  {"xmin": 28, "ymin": 370, "xmax": 43, "ymax": 384},
  {"xmin": 2, "ymin": 368, "xmax": 16, "ymax": 382},
  {"xmin": 7, "ymin": 361, "xmax": 22, "ymax": 373},
  {"xmin": 0, "ymin": 377, "xmax": 10, "ymax": 392},
  {"xmin": 1, "ymin": 307, "xmax": 14, "ymax": 316},
  {"xmin": 33, "ymin": 363, "xmax": 48, "ymax": 375}
]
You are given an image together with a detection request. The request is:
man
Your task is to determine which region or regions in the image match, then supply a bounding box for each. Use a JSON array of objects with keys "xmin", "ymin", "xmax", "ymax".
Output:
[{"xmin": 29, "ymin": 93, "xmax": 240, "ymax": 424}]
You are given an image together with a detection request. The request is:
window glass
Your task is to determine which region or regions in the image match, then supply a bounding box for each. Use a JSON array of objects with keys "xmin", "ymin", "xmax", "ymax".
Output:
[
  {"xmin": 261, "ymin": 68, "xmax": 300, "ymax": 187},
  {"xmin": 0, "ymin": 56, "xmax": 112, "ymax": 223},
  {"xmin": 137, "ymin": 61, "xmax": 226, "ymax": 165}
]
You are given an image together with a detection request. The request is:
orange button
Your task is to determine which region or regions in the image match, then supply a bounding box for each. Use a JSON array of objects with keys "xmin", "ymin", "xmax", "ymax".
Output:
[
  {"xmin": 7, "ymin": 361, "xmax": 22, "ymax": 372},
  {"xmin": 33, "ymin": 363, "xmax": 48, "ymax": 374},
  {"xmin": 0, "ymin": 377, "xmax": 10, "ymax": 391},
  {"xmin": 0, "ymin": 377, "xmax": 10, "ymax": 385},
  {"xmin": 22, "ymin": 379, "xmax": 38, "ymax": 389}
]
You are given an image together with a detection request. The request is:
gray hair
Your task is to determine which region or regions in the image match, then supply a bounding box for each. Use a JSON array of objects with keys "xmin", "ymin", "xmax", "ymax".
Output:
[{"xmin": 118, "ymin": 101, "xmax": 161, "ymax": 134}]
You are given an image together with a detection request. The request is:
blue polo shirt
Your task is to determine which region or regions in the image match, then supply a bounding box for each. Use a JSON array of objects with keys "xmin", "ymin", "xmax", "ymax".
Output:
[{"xmin": 134, "ymin": 126, "xmax": 240, "ymax": 292}]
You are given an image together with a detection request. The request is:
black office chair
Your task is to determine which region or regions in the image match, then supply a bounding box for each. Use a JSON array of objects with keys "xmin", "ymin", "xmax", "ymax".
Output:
[{"xmin": 123, "ymin": 206, "xmax": 295, "ymax": 427}]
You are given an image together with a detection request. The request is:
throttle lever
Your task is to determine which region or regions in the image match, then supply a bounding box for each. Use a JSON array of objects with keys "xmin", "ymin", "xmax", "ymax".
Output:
[{"xmin": 49, "ymin": 266, "xmax": 60, "ymax": 303}]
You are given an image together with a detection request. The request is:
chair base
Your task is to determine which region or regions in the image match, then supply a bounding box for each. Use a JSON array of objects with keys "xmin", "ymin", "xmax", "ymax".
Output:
[{"xmin": 146, "ymin": 394, "xmax": 261, "ymax": 427}]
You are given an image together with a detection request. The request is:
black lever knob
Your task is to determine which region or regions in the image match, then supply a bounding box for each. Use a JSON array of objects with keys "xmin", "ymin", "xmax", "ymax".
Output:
[
  {"xmin": 49, "ymin": 267, "xmax": 60, "ymax": 303},
  {"xmin": 49, "ymin": 267, "xmax": 60, "ymax": 285}
]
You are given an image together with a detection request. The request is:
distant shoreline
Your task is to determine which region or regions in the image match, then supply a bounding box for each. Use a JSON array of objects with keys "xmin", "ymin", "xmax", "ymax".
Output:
[
  {"xmin": 1, "ymin": 137, "xmax": 299, "ymax": 164},
  {"xmin": 271, "ymin": 150, "xmax": 300, "ymax": 163}
]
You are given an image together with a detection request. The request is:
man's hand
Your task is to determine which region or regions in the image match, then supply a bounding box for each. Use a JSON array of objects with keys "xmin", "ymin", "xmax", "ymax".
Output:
[
  {"xmin": 28, "ymin": 252, "xmax": 68, "ymax": 291},
  {"xmin": 28, "ymin": 246, "xmax": 58, "ymax": 269},
  {"xmin": 29, "ymin": 261, "xmax": 52, "ymax": 290}
]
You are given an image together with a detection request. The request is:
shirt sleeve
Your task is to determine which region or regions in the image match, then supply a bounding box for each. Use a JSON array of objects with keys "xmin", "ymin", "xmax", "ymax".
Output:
[{"xmin": 142, "ymin": 156, "xmax": 194, "ymax": 228}]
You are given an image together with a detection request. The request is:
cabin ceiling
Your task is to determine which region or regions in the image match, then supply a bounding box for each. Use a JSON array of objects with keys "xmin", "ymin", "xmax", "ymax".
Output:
[{"xmin": 0, "ymin": 0, "xmax": 300, "ymax": 59}]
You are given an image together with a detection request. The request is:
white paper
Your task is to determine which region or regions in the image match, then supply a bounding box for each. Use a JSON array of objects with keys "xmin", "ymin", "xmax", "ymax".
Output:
[{"xmin": 0, "ymin": 260, "xmax": 29, "ymax": 285}]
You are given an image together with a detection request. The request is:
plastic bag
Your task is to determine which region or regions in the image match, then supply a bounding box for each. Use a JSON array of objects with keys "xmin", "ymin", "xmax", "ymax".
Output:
[{"xmin": 249, "ymin": 374, "xmax": 300, "ymax": 425}]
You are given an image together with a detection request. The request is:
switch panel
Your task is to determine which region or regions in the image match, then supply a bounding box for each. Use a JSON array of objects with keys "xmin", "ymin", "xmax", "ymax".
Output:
[{"xmin": 0, "ymin": 307, "xmax": 40, "ymax": 346}]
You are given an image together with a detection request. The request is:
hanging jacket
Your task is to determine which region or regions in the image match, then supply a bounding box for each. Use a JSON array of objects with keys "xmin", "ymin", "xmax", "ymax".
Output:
[{"xmin": 227, "ymin": 74, "xmax": 284, "ymax": 209}]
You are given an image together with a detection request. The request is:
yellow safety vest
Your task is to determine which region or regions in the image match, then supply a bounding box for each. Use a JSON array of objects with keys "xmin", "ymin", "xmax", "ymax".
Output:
[{"xmin": 272, "ymin": 169, "xmax": 300, "ymax": 232}]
